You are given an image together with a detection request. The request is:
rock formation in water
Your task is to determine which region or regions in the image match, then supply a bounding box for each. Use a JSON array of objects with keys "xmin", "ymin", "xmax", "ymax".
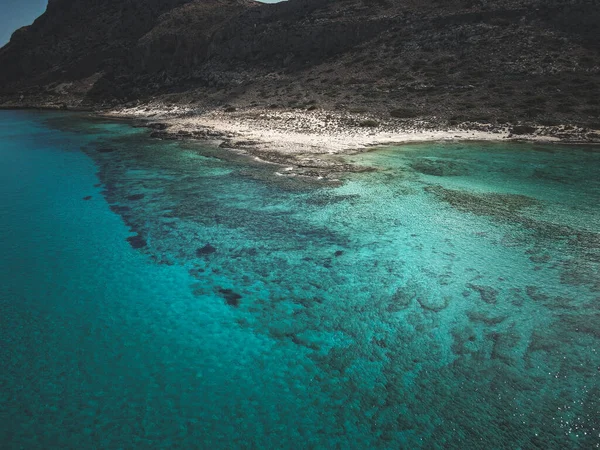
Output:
[{"xmin": 0, "ymin": 0, "xmax": 599, "ymax": 127}]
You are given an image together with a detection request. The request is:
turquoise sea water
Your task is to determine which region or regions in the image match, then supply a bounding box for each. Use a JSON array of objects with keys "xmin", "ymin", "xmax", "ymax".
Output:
[{"xmin": 0, "ymin": 110, "xmax": 598, "ymax": 448}]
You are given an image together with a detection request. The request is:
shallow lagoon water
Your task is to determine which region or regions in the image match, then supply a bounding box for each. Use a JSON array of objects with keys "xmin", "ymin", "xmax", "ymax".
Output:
[{"xmin": 0, "ymin": 111, "xmax": 598, "ymax": 448}]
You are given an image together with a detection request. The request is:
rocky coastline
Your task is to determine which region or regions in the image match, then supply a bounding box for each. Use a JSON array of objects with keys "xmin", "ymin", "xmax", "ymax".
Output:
[{"xmin": 100, "ymin": 103, "xmax": 600, "ymax": 179}]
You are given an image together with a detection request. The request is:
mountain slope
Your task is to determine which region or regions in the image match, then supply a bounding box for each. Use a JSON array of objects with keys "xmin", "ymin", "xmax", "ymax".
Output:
[{"xmin": 0, "ymin": 0, "xmax": 598, "ymax": 127}]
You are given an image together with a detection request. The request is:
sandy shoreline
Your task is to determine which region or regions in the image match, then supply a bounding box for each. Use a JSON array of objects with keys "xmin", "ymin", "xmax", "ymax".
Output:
[{"xmin": 104, "ymin": 105, "xmax": 600, "ymax": 177}]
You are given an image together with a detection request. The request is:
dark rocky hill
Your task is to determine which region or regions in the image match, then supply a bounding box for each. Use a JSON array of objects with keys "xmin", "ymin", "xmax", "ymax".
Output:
[{"xmin": 1, "ymin": 0, "xmax": 599, "ymax": 127}]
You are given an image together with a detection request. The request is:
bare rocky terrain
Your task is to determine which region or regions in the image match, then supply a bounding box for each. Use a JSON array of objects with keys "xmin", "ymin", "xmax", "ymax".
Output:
[{"xmin": 0, "ymin": 0, "xmax": 599, "ymax": 140}]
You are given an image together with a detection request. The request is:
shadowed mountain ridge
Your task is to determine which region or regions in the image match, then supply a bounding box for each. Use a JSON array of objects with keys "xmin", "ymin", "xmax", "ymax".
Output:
[{"xmin": 0, "ymin": 0, "xmax": 598, "ymax": 127}]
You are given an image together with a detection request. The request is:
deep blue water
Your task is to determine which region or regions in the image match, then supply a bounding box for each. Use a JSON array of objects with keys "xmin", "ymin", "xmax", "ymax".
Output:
[{"xmin": 0, "ymin": 110, "xmax": 598, "ymax": 448}]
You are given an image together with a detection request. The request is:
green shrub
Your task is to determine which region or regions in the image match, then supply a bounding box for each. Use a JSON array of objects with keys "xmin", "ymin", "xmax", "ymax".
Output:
[
  {"xmin": 538, "ymin": 118, "xmax": 562, "ymax": 126},
  {"xmin": 524, "ymin": 96, "xmax": 547, "ymax": 106},
  {"xmin": 511, "ymin": 125, "xmax": 536, "ymax": 135},
  {"xmin": 556, "ymin": 103, "xmax": 574, "ymax": 113},
  {"xmin": 459, "ymin": 102, "xmax": 476, "ymax": 111},
  {"xmin": 359, "ymin": 119, "xmax": 380, "ymax": 128},
  {"xmin": 390, "ymin": 107, "xmax": 419, "ymax": 118}
]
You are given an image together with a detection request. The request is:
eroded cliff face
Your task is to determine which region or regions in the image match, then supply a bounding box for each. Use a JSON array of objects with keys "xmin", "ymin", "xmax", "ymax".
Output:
[
  {"xmin": 0, "ymin": 0, "xmax": 598, "ymax": 127},
  {"xmin": 134, "ymin": 0, "xmax": 256, "ymax": 74}
]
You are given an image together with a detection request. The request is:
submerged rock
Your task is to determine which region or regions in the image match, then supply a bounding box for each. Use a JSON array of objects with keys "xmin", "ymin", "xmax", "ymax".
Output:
[
  {"xmin": 558, "ymin": 313, "xmax": 600, "ymax": 339},
  {"xmin": 410, "ymin": 158, "xmax": 468, "ymax": 177},
  {"xmin": 417, "ymin": 296, "xmax": 450, "ymax": 312},
  {"xmin": 389, "ymin": 280, "xmax": 420, "ymax": 311},
  {"xmin": 110, "ymin": 205, "xmax": 132, "ymax": 213},
  {"xmin": 196, "ymin": 243, "xmax": 217, "ymax": 256},
  {"xmin": 467, "ymin": 283, "xmax": 499, "ymax": 304},
  {"xmin": 147, "ymin": 123, "xmax": 168, "ymax": 130},
  {"xmin": 489, "ymin": 330, "xmax": 521, "ymax": 364},
  {"xmin": 451, "ymin": 326, "xmax": 478, "ymax": 356},
  {"xmin": 526, "ymin": 286, "xmax": 549, "ymax": 302},
  {"xmin": 467, "ymin": 311, "xmax": 507, "ymax": 325},
  {"xmin": 529, "ymin": 253, "xmax": 551, "ymax": 264},
  {"xmin": 219, "ymin": 288, "xmax": 242, "ymax": 307},
  {"xmin": 190, "ymin": 282, "xmax": 206, "ymax": 297},
  {"xmin": 426, "ymin": 186, "xmax": 540, "ymax": 220},
  {"xmin": 83, "ymin": 195, "xmax": 92, "ymax": 201},
  {"xmin": 127, "ymin": 234, "xmax": 147, "ymax": 249},
  {"xmin": 188, "ymin": 267, "xmax": 205, "ymax": 278},
  {"xmin": 149, "ymin": 131, "xmax": 171, "ymax": 139}
]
